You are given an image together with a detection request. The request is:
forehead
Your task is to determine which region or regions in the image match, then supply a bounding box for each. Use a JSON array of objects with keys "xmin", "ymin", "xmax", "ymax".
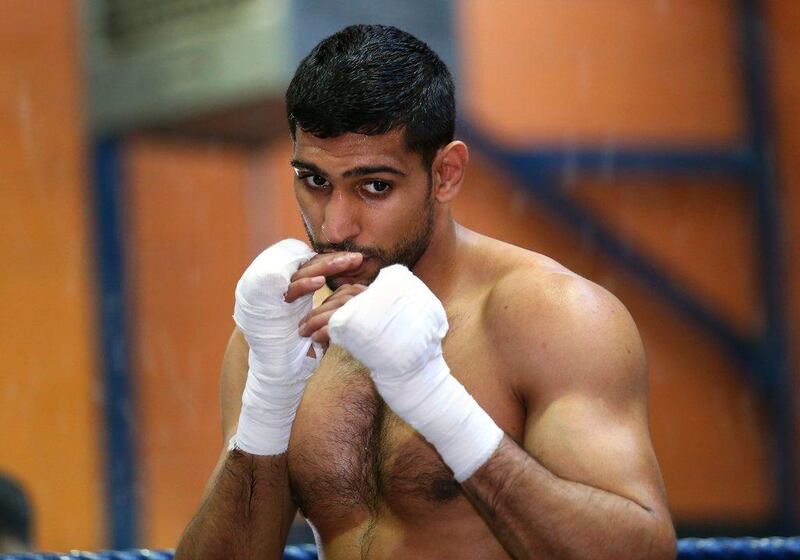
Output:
[{"xmin": 292, "ymin": 128, "xmax": 424, "ymax": 175}]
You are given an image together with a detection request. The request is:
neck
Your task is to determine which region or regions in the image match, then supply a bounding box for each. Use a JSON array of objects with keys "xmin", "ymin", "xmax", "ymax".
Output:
[{"xmin": 411, "ymin": 211, "xmax": 462, "ymax": 303}]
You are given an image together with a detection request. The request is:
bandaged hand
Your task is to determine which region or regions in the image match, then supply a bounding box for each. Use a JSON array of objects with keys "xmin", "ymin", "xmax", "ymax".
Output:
[
  {"xmin": 328, "ymin": 265, "xmax": 505, "ymax": 481},
  {"xmin": 232, "ymin": 239, "xmax": 322, "ymax": 456}
]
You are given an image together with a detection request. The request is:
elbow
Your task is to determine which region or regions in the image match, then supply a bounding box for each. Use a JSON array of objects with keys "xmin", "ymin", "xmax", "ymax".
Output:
[
  {"xmin": 561, "ymin": 511, "xmax": 677, "ymax": 560},
  {"xmin": 600, "ymin": 509, "xmax": 676, "ymax": 560},
  {"xmin": 654, "ymin": 520, "xmax": 677, "ymax": 560},
  {"xmin": 637, "ymin": 513, "xmax": 676, "ymax": 560}
]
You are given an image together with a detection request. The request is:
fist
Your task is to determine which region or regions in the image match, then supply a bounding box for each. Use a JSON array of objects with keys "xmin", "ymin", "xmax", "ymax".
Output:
[
  {"xmin": 235, "ymin": 238, "xmax": 315, "ymax": 311},
  {"xmin": 328, "ymin": 265, "xmax": 504, "ymax": 483},
  {"xmin": 233, "ymin": 238, "xmax": 317, "ymax": 369},
  {"xmin": 232, "ymin": 239, "xmax": 320, "ymax": 455},
  {"xmin": 328, "ymin": 265, "xmax": 448, "ymax": 377}
]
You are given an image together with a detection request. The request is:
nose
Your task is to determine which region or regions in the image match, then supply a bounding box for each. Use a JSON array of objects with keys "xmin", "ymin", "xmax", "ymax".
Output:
[{"xmin": 321, "ymin": 190, "xmax": 360, "ymax": 244}]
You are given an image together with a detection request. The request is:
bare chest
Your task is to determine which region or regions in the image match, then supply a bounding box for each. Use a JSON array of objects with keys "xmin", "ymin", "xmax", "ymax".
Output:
[
  {"xmin": 287, "ymin": 360, "xmax": 452, "ymax": 526},
  {"xmin": 286, "ymin": 309, "xmax": 524, "ymax": 529}
]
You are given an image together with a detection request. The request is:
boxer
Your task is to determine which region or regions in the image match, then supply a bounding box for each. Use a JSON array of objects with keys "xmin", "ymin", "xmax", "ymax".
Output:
[{"xmin": 176, "ymin": 24, "xmax": 676, "ymax": 559}]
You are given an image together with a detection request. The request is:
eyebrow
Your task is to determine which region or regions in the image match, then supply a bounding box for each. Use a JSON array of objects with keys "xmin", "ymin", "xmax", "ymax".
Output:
[{"xmin": 290, "ymin": 159, "xmax": 406, "ymax": 178}]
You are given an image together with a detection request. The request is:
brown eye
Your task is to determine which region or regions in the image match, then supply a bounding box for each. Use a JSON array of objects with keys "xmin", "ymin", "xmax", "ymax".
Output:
[
  {"xmin": 362, "ymin": 181, "xmax": 391, "ymax": 195},
  {"xmin": 303, "ymin": 175, "xmax": 330, "ymax": 189}
]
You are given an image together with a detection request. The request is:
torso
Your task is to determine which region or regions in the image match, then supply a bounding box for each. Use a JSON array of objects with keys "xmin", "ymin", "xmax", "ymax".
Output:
[{"xmin": 287, "ymin": 233, "xmax": 557, "ymax": 559}]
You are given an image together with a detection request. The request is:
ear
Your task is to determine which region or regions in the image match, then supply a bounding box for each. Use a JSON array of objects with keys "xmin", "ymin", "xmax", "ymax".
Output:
[{"xmin": 432, "ymin": 141, "xmax": 469, "ymax": 203}]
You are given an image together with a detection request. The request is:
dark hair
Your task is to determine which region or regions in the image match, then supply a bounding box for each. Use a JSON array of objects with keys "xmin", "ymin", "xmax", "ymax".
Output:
[
  {"xmin": 0, "ymin": 474, "xmax": 31, "ymax": 546},
  {"xmin": 286, "ymin": 24, "xmax": 455, "ymax": 168}
]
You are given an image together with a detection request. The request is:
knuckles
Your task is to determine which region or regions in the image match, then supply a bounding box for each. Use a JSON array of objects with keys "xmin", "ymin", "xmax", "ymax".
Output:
[
  {"xmin": 237, "ymin": 240, "xmax": 316, "ymax": 304},
  {"xmin": 326, "ymin": 266, "xmax": 448, "ymax": 372}
]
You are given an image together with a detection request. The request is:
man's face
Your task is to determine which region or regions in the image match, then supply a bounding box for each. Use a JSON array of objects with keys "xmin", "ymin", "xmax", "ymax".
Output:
[{"xmin": 291, "ymin": 128, "xmax": 435, "ymax": 290}]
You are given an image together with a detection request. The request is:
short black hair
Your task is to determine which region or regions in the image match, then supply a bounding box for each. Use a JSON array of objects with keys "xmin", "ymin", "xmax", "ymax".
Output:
[
  {"xmin": 286, "ymin": 24, "xmax": 455, "ymax": 168},
  {"xmin": 0, "ymin": 474, "xmax": 32, "ymax": 546}
]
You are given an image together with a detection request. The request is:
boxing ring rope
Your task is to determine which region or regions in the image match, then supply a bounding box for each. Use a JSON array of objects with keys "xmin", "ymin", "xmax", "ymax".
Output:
[{"xmin": 3, "ymin": 539, "xmax": 800, "ymax": 559}]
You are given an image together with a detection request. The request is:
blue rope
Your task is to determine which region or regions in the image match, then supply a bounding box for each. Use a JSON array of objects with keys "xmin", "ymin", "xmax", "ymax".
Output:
[
  {"xmin": 677, "ymin": 537, "xmax": 800, "ymax": 558},
  {"xmin": 0, "ymin": 544, "xmax": 317, "ymax": 560}
]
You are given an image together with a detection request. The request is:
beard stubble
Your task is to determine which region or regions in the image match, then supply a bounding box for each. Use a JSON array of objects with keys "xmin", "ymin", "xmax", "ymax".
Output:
[{"xmin": 303, "ymin": 196, "xmax": 435, "ymax": 291}]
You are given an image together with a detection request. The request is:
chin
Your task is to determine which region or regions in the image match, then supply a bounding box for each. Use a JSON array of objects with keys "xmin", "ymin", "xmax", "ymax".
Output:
[{"xmin": 325, "ymin": 276, "xmax": 367, "ymax": 292}]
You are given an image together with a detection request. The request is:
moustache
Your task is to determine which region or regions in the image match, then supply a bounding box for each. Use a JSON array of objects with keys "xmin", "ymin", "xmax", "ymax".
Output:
[{"xmin": 313, "ymin": 241, "xmax": 384, "ymax": 261}]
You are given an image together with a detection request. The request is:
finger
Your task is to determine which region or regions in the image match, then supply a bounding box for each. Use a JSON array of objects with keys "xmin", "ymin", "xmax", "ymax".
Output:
[
  {"xmin": 327, "ymin": 282, "xmax": 368, "ymax": 299},
  {"xmin": 284, "ymin": 275, "xmax": 326, "ymax": 303},
  {"xmin": 319, "ymin": 283, "xmax": 367, "ymax": 307},
  {"xmin": 299, "ymin": 284, "xmax": 367, "ymax": 323},
  {"xmin": 296, "ymin": 252, "xmax": 362, "ymax": 279},
  {"xmin": 291, "ymin": 252, "xmax": 363, "ymax": 282},
  {"xmin": 311, "ymin": 325, "xmax": 330, "ymax": 345},
  {"xmin": 299, "ymin": 309, "xmax": 338, "ymax": 338}
]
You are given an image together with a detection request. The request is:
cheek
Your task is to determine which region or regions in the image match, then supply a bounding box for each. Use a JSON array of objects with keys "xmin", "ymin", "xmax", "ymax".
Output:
[
  {"xmin": 381, "ymin": 193, "xmax": 428, "ymax": 228},
  {"xmin": 293, "ymin": 184, "xmax": 308, "ymax": 209},
  {"xmin": 295, "ymin": 188, "xmax": 321, "ymax": 225},
  {"xmin": 361, "ymin": 202, "xmax": 406, "ymax": 241}
]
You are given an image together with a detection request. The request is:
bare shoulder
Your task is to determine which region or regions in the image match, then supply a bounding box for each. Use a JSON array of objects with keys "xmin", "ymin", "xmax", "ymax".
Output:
[{"xmin": 479, "ymin": 238, "xmax": 646, "ymax": 401}]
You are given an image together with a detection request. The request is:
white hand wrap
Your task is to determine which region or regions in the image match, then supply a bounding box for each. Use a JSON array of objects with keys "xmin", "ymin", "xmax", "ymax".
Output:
[
  {"xmin": 328, "ymin": 265, "xmax": 504, "ymax": 481},
  {"xmin": 232, "ymin": 239, "xmax": 320, "ymax": 456}
]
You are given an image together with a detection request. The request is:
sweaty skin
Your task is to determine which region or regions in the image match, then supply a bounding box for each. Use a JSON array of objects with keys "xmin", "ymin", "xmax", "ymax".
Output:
[{"xmin": 177, "ymin": 130, "xmax": 675, "ymax": 559}]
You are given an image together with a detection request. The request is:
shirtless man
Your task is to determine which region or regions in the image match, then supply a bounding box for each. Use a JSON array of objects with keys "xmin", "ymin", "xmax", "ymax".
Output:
[{"xmin": 176, "ymin": 24, "xmax": 676, "ymax": 559}]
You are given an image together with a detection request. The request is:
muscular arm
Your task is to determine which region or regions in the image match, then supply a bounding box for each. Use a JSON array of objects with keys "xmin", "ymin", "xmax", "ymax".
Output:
[
  {"xmin": 176, "ymin": 451, "xmax": 295, "ymax": 559},
  {"xmin": 176, "ymin": 329, "xmax": 296, "ymax": 559},
  {"xmin": 177, "ymin": 251, "xmax": 358, "ymax": 559},
  {"xmin": 462, "ymin": 431, "xmax": 672, "ymax": 559},
  {"xmin": 461, "ymin": 272, "xmax": 675, "ymax": 559}
]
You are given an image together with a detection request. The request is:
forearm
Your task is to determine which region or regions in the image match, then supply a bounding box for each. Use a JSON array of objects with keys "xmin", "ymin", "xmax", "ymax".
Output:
[
  {"xmin": 175, "ymin": 449, "xmax": 295, "ymax": 560},
  {"xmin": 461, "ymin": 436, "xmax": 675, "ymax": 560}
]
